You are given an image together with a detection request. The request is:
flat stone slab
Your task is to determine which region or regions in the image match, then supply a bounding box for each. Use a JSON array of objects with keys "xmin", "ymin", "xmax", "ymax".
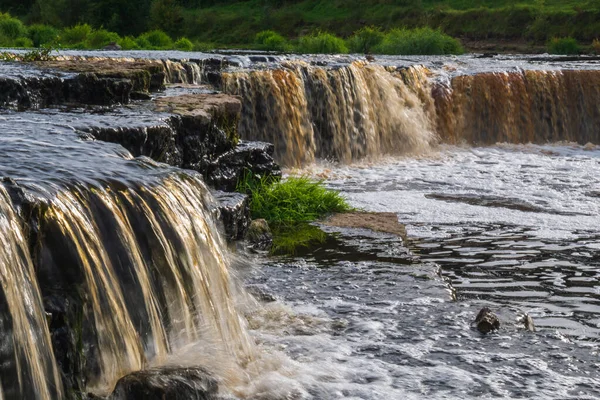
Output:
[
  {"xmin": 322, "ymin": 211, "xmax": 407, "ymax": 240},
  {"xmin": 154, "ymin": 93, "xmax": 242, "ymax": 119}
]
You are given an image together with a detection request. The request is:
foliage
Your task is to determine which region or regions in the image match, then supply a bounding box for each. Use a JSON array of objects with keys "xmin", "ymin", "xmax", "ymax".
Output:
[
  {"xmin": 593, "ymin": 39, "xmax": 600, "ymax": 54},
  {"xmin": 28, "ymin": 24, "xmax": 59, "ymax": 47},
  {"xmin": 150, "ymin": 0, "xmax": 184, "ymax": 37},
  {"xmin": 13, "ymin": 37, "xmax": 33, "ymax": 47},
  {"xmin": 60, "ymin": 24, "xmax": 92, "ymax": 45},
  {"xmin": 347, "ymin": 26, "xmax": 384, "ymax": 54},
  {"xmin": 174, "ymin": 37, "xmax": 193, "ymax": 51},
  {"xmin": 546, "ymin": 37, "xmax": 580, "ymax": 54},
  {"xmin": 297, "ymin": 31, "xmax": 348, "ymax": 54},
  {"xmin": 85, "ymin": 29, "xmax": 120, "ymax": 48},
  {"xmin": 0, "ymin": 45, "xmax": 55, "ymax": 62},
  {"xmin": 0, "ymin": 14, "xmax": 27, "ymax": 40},
  {"xmin": 237, "ymin": 172, "xmax": 351, "ymax": 223},
  {"xmin": 375, "ymin": 27, "xmax": 463, "ymax": 55},
  {"xmin": 118, "ymin": 36, "xmax": 140, "ymax": 50},
  {"xmin": 138, "ymin": 29, "xmax": 173, "ymax": 49},
  {"xmin": 254, "ymin": 30, "xmax": 289, "ymax": 51},
  {"xmin": 193, "ymin": 41, "xmax": 214, "ymax": 51}
]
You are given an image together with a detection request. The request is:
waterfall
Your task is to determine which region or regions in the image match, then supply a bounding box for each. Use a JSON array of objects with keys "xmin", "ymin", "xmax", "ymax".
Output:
[
  {"xmin": 222, "ymin": 62, "xmax": 437, "ymax": 166},
  {"xmin": 433, "ymin": 69, "xmax": 600, "ymax": 145},
  {"xmin": 0, "ymin": 186, "xmax": 63, "ymax": 400},
  {"xmin": 0, "ymin": 173, "xmax": 256, "ymax": 398}
]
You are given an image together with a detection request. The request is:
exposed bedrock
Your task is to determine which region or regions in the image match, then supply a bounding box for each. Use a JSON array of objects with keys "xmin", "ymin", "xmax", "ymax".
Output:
[{"xmin": 85, "ymin": 93, "xmax": 281, "ymax": 194}]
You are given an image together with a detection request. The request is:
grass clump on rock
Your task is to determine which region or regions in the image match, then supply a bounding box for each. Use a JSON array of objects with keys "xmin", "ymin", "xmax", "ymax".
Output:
[{"xmin": 237, "ymin": 172, "xmax": 351, "ymax": 254}]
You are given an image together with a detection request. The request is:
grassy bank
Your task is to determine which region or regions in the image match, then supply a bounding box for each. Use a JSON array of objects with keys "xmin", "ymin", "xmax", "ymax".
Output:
[
  {"xmin": 237, "ymin": 173, "xmax": 351, "ymax": 254},
  {"xmin": 1, "ymin": 1, "xmax": 600, "ymax": 53}
]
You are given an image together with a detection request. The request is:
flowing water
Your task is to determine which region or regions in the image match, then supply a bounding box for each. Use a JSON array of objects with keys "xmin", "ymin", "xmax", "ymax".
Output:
[{"xmin": 1, "ymin": 52, "xmax": 600, "ymax": 399}]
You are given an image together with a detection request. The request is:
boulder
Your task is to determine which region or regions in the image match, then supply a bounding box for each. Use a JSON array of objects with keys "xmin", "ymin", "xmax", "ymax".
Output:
[
  {"xmin": 474, "ymin": 307, "xmax": 500, "ymax": 334},
  {"xmin": 109, "ymin": 367, "xmax": 218, "ymax": 400},
  {"xmin": 245, "ymin": 218, "xmax": 273, "ymax": 252}
]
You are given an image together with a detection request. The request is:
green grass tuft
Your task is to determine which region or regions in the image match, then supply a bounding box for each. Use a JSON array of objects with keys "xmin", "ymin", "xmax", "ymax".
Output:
[
  {"xmin": 174, "ymin": 37, "xmax": 194, "ymax": 51},
  {"xmin": 238, "ymin": 173, "xmax": 351, "ymax": 223}
]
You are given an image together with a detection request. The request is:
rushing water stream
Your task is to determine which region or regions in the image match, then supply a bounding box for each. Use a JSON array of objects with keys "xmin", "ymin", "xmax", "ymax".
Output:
[{"xmin": 0, "ymin": 52, "xmax": 599, "ymax": 399}]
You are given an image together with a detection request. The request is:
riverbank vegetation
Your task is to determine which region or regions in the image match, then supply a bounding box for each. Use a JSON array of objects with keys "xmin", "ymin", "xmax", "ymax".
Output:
[
  {"xmin": 0, "ymin": 0, "xmax": 599, "ymax": 54},
  {"xmin": 237, "ymin": 172, "xmax": 351, "ymax": 254}
]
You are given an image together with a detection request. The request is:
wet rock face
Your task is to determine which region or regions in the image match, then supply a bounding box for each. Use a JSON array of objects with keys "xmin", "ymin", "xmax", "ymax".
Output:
[
  {"xmin": 211, "ymin": 191, "xmax": 250, "ymax": 241},
  {"xmin": 109, "ymin": 367, "xmax": 218, "ymax": 400},
  {"xmin": 475, "ymin": 307, "xmax": 500, "ymax": 334},
  {"xmin": 205, "ymin": 141, "xmax": 281, "ymax": 192}
]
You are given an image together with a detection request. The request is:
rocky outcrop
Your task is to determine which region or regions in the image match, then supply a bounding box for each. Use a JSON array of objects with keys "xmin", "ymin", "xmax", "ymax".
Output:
[{"xmin": 109, "ymin": 367, "xmax": 218, "ymax": 400}]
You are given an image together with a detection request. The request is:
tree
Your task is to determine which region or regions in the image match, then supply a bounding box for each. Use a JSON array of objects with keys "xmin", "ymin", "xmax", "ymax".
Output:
[{"xmin": 149, "ymin": 0, "xmax": 184, "ymax": 37}]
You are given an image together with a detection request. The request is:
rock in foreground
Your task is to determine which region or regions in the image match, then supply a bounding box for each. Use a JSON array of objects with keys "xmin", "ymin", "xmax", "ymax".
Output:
[{"xmin": 109, "ymin": 367, "xmax": 218, "ymax": 400}]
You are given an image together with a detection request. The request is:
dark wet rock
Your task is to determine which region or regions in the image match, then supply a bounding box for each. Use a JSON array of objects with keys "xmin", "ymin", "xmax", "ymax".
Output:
[
  {"xmin": 211, "ymin": 191, "xmax": 250, "ymax": 241},
  {"xmin": 65, "ymin": 73, "xmax": 132, "ymax": 105},
  {"xmin": 245, "ymin": 218, "xmax": 273, "ymax": 252},
  {"xmin": 44, "ymin": 294, "xmax": 86, "ymax": 398},
  {"xmin": 475, "ymin": 307, "xmax": 500, "ymax": 334},
  {"xmin": 87, "ymin": 123, "xmax": 182, "ymax": 166},
  {"xmin": 103, "ymin": 42, "xmax": 122, "ymax": 51},
  {"xmin": 109, "ymin": 367, "xmax": 218, "ymax": 400},
  {"xmin": 205, "ymin": 141, "xmax": 281, "ymax": 192}
]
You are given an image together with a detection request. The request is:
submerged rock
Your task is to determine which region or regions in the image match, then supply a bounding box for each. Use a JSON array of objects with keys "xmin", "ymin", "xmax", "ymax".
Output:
[
  {"xmin": 109, "ymin": 367, "xmax": 218, "ymax": 400},
  {"xmin": 475, "ymin": 307, "xmax": 500, "ymax": 334},
  {"xmin": 245, "ymin": 218, "xmax": 273, "ymax": 252}
]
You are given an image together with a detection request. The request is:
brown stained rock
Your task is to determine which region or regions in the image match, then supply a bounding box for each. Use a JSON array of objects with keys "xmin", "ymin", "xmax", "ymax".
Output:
[
  {"xmin": 322, "ymin": 212, "xmax": 407, "ymax": 240},
  {"xmin": 475, "ymin": 307, "xmax": 500, "ymax": 334},
  {"xmin": 154, "ymin": 93, "xmax": 242, "ymax": 121}
]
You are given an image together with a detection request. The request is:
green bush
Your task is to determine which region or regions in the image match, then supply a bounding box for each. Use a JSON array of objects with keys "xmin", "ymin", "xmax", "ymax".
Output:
[
  {"xmin": 547, "ymin": 37, "xmax": 579, "ymax": 54},
  {"xmin": 138, "ymin": 30, "xmax": 173, "ymax": 49},
  {"xmin": 0, "ymin": 16, "xmax": 27, "ymax": 40},
  {"xmin": 85, "ymin": 29, "xmax": 120, "ymax": 49},
  {"xmin": 118, "ymin": 36, "xmax": 140, "ymax": 50},
  {"xmin": 296, "ymin": 31, "xmax": 349, "ymax": 54},
  {"xmin": 135, "ymin": 36, "xmax": 151, "ymax": 49},
  {"xmin": 347, "ymin": 26, "xmax": 384, "ymax": 53},
  {"xmin": 28, "ymin": 24, "xmax": 59, "ymax": 47},
  {"xmin": 174, "ymin": 37, "xmax": 193, "ymax": 51},
  {"xmin": 254, "ymin": 30, "xmax": 289, "ymax": 51},
  {"xmin": 13, "ymin": 37, "xmax": 33, "ymax": 48},
  {"xmin": 61, "ymin": 24, "xmax": 92, "ymax": 45},
  {"xmin": 375, "ymin": 27, "xmax": 463, "ymax": 55}
]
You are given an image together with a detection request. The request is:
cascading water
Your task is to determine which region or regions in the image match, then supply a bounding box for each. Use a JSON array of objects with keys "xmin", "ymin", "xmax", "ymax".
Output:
[
  {"xmin": 35, "ymin": 175, "xmax": 256, "ymax": 395},
  {"xmin": 222, "ymin": 62, "xmax": 437, "ymax": 166},
  {"xmin": 434, "ymin": 69, "xmax": 600, "ymax": 145},
  {"xmin": 0, "ymin": 186, "xmax": 63, "ymax": 400}
]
